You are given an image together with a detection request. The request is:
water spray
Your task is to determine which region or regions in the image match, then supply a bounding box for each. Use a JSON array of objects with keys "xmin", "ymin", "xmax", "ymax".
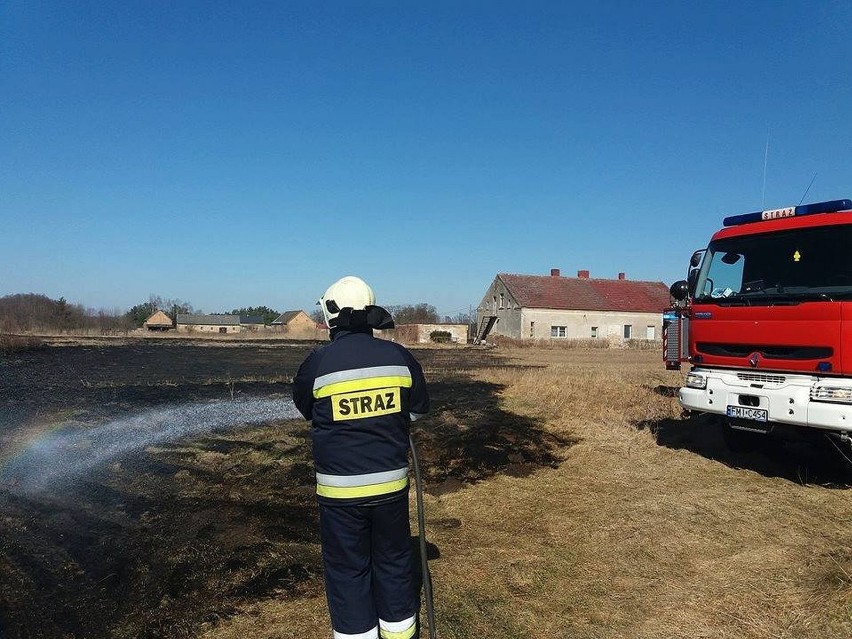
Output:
[{"xmin": 0, "ymin": 397, "xmax": 300, "ymax": 492}]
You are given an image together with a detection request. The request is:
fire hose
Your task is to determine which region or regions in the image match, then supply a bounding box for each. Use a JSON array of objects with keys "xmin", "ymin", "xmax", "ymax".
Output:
[
  {"xmin": 825, "ymin": 432, "xmax": 852, "ymax": 467},
  {"xmin": 409, "ymin": 434, "xmax": 437, "ymax": 639}
]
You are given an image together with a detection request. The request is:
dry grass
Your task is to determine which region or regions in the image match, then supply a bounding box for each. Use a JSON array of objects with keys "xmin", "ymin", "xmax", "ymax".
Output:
[
  {"xmin": 203, "ymin": 348, "xmax": 851, "ymax": 639},
  {"xmin": 0, "ymin": 333, "xmax": 45, "ymax": 354},
  {"xmin": 491, "ymin": 336, "xmax": 662, "ymax": 350}
]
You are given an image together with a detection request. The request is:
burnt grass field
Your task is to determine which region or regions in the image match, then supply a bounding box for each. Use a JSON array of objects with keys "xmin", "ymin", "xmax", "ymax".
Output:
[{"xmin": 0, "ymin": 341, "xmax": 569, "ymax": 639}]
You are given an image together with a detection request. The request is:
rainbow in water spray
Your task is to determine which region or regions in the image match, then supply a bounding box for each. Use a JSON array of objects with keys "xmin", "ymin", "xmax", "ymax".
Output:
[{"xmin": 0, "ymin": 397, "xmax": 300, "ymax": 493}]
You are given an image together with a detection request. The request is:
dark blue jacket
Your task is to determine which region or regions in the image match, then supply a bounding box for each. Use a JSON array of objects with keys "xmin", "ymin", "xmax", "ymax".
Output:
[{"xmin": 293, "ymin": 329, "xmax": 429, "ymax": 504}]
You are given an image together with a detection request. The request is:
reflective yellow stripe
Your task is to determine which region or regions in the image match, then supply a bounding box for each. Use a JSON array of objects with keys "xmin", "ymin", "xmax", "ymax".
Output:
[
  {"xmin": 316, "ymin": 477, "xmax": 408, "ymax": 499},
  {"xmin": 314, "ymin": 376, "xmax": 412, "ymax": 399},
  {"xmin": 379, "ymin": 624, "xmax": 416, "ymax": 639}
]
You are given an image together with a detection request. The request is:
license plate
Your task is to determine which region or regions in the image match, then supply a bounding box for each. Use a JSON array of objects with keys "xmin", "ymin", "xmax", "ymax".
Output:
[{"xmin": 726, "ymin": 405, "xmax": 768, "ymax": 422}]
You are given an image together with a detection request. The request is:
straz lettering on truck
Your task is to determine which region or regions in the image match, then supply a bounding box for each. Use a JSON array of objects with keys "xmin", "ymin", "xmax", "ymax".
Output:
[{"xmin": 332, "ymin": 387, "xmax": 401, "ymax": 421}]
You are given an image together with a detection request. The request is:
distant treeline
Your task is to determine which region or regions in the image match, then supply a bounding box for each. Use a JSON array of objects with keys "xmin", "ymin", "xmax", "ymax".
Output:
[
  {"xmin": 0, "ymin": 293, "xmax": 132, "ymax": 334},
  {"xmin": 0, "ymin": 294, "xmax": 472, "ymax": 335},
  {"xmin": 0, "ymin": 293, "xmax": 199, "ymax": 333}
]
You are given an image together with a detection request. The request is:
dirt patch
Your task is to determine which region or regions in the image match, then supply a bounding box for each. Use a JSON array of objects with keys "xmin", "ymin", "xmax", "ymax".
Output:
[{"xmin": 414, "ymin": 377, "xmax": 575, "ymax": 492}]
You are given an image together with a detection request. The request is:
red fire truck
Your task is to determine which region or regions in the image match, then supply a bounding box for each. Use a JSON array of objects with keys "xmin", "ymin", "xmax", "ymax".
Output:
[{"xmin": 664, "ymin": 198, "xmax": 852, "ymax": 460}]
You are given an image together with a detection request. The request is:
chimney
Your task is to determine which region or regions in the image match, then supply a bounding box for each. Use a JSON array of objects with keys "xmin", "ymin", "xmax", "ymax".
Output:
[
  {"xmin": 550, "ymin": 268, "xmax": 560, "ymax": 277},
  {"xmin": 577, "ymin": 270, "xmax": 590, "ymax": 279},
  {"xmin": 618, "ymin": 272, "xmax": 626, "ymax": 280}
]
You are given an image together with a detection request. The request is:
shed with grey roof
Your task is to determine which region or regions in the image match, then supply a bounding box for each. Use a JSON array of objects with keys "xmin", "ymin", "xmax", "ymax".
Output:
[{"xmin": 176, "ymin": 313, "xmax": 241, "ymax": 334}]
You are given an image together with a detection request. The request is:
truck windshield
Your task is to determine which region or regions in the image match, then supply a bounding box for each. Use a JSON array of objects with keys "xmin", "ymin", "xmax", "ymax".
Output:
[{"xmin": 694, "ymin": 224, "xmax": 852, "ymax": 303}]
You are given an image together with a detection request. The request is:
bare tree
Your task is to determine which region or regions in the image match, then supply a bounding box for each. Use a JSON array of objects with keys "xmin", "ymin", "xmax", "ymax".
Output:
[
  {"xmin": 0, "ymin": 293, "xmax": 131, "ymax": 334},
  {"xmin": 386, "ymin": 304, "xmax": 439, "ymax": 324}
]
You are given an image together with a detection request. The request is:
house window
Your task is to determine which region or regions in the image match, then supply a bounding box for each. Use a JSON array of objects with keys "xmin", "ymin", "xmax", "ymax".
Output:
[
  {"xmin": 499, "ymin": 293, "xmax": 504, "ymax": 309},
  {"xmin": 646, "ymin": 325, "xmax": 656, "ymax": 339},
  {"xmin": 623, "ymin": 324, "xmax": 633, "ymax": 339},
  {"xmin": 492, "ymin": 295, "xmax": 497, "ymax": 312},
  {"xmin": 550, "ymin": 326, "xmax": 567, "ymax": 338},
  {"xmin": 529, "ymin": 321, "xmax": 535, "ymax": 338},
  {"xmin": 591, "ymin": 326, "xmax": 598, "ymax": 338}
]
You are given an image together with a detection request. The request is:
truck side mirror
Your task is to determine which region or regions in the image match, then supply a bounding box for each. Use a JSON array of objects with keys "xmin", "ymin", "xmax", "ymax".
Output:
[
  {"xmin": 690, "ymin": 250, "xmax": 704, "ymax": 268},
  {"xmin": 670, "ymin": 280, "xmax": 689, "ymax": 301},
  {"xmin": 687, "ymin": 268, "xmax": 701, "ymax": 295}
]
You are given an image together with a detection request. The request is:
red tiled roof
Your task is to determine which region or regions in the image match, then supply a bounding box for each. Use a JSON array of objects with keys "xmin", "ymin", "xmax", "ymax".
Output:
[{"xmin": 499, "ymin": 274, "xmax": 671, "ymax": 313}]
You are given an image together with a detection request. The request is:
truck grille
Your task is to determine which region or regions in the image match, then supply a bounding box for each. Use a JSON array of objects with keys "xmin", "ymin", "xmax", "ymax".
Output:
[
  {"xmin": 697, "ymin": 343, "xmax": 832, "ymax": 359},
  {"xmin": 736, "ymin": 373, "xmax": 786, "ymax": 384}
]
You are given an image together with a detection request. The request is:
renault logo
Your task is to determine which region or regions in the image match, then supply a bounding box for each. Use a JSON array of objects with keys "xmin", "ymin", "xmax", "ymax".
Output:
[{"xmin": 749, "ymin": 353, "xmax": 760, "ymax": 368}]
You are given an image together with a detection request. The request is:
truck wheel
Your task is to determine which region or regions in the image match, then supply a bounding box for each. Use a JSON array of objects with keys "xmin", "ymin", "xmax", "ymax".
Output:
[{"xmin": 722, "ymin": 421, "xmax": 764, "ymax": 453}]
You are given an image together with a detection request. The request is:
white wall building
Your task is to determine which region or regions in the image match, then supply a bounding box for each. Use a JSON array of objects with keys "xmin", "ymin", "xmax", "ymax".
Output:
[{"xmin": 476, "ymin": 269, "xmax": 671, "ymax": 342}]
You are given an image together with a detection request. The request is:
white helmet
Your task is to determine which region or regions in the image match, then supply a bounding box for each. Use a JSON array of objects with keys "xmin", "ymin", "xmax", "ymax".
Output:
[{"xmin": 319, "ymin": 276, "xmax": 376, "ymax": 326}]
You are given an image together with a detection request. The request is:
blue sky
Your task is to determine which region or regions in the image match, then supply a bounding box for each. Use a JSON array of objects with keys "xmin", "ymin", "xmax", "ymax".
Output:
[{"xmin": 2, "ymin": 1, "xmax": 850, "ymax": 317}]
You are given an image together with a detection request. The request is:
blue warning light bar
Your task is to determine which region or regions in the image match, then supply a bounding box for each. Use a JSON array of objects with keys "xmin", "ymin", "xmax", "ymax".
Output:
[{"xmin": 723, "ymin": 199, "xmax": 852, "ymax": 227}]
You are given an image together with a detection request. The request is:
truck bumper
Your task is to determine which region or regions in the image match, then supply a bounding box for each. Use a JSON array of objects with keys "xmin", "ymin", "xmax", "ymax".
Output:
[{"xmin": 679, "ymin": 368, "xmax": 852, "ymax": 434}]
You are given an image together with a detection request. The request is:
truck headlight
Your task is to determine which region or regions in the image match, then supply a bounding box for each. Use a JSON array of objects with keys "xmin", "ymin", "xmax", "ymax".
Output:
[
  {"xmin": 686, "ymin": 372, "xmax": 707, "ymax": 390},
  {"xmin": 811, "ymin": 385, "xmax": 852, "ymax": 404}
]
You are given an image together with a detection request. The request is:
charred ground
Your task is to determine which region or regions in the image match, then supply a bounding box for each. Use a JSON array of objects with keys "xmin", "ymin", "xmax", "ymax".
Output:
[{"xmin": 0, "ymin": 342, "xmax": 569, "ymax": 638}]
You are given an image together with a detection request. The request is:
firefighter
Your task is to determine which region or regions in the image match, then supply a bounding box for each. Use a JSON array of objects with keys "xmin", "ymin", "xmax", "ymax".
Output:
[{"xmin": 293, "ymin": 276, "xmax": 430, "ymax": 639}]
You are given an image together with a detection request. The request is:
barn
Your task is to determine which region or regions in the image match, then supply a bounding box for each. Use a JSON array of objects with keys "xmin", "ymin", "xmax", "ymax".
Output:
[
  {"xmin": 272, "ymin": 310, "xmax": 314, "ymax": 333},
  {"xmin": 271, "ymin": 310, "xmax": 326, "ymax": 339},
  {"xmin": 176, "ymin": 313, "xmax": 241, "ymax": 334},
  {"xmin": 142, "ymin": 310, "xmax": 173, "ymax": 331},
  {"xmin": 239, "ymin": 315, "xmax": 266, "ymax": 331},
  {"xmin": 476, "ymin": 269, "xmax": 671, "ymax": 343}
]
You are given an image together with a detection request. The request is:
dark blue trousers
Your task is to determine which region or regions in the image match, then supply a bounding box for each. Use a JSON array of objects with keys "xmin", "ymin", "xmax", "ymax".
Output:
[{"xmin": 319, "ymin": 495, "xmax": 418, "ymax": 638}]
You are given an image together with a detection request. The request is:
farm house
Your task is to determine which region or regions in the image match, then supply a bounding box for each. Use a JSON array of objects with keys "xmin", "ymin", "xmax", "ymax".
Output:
[{"xmin": 476, "ymin": 269, "xmax": 671, "ymax": 342}]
